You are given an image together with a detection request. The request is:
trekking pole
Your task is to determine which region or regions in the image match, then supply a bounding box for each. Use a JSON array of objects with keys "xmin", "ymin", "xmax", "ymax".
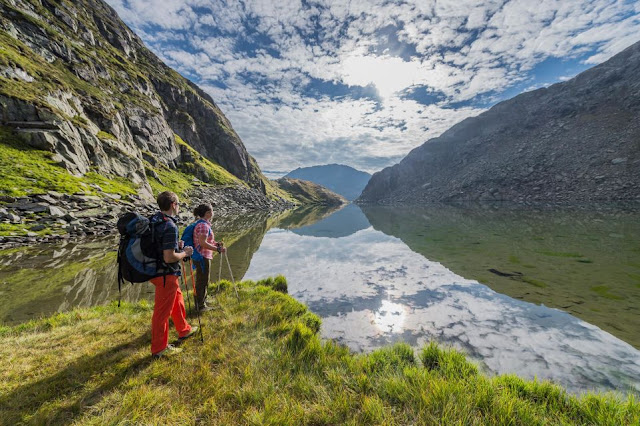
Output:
[
  {"xmin": 179, "ymin": 260, "xmax": 192, "ymax": 315},
  {"xmin": 224, "ymin": 250, "xmax": 239, "ymax": 300},
  {"xmin": 188, "ymin": 258, "xmax": 204, "ymax": 343},
  {"xmin": 218, "ymin": 248, "xmax": 223, "ymax": 284}
]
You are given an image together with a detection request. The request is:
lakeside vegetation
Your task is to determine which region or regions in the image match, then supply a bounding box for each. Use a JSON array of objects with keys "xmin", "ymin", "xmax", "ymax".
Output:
[{"xmin": 1, "ymin": 277, "xmax": 637, "ymax": 425}]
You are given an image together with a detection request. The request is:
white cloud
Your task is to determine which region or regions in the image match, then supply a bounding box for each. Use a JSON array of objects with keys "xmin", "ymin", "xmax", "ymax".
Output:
[
  {"xmin": 105, "ymin": 0, "xmax": 640, "ymax": 173},
  {"xmin": 107, "ymin": 0, "xmax": 200, "ymax": 30}
]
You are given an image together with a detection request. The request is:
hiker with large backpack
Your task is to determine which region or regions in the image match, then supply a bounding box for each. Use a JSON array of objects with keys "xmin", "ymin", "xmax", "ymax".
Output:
[
  {"xmin": 146, "ymin": 191, "xmax": 198, "ymax": 358},
  {"xmin": 181, "ymin": 203, "xmax": 226, "ymax": 312}
]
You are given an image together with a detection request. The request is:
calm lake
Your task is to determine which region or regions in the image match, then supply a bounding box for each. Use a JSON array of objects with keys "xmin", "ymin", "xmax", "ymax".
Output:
[{"xmin": 1, "ymin": 203, "xmax": 639, "ymax": 395}]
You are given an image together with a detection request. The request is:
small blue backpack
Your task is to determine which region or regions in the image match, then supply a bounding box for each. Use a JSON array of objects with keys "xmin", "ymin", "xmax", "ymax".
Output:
[{"xmin": 180, "ymin": 219, "xmax": 210, "ymax": 269}]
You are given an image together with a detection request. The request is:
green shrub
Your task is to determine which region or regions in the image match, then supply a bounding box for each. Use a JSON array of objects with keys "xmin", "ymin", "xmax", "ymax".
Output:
[
  {"xmin": 272, "ymin": 275, "xmax": 288, "ymax": 293},
  {"xmin": 363, "ymin": 343, "xmax": 416, "ymax": 374},
  {"xmin": 420, "ymin": 342, "xmax": 478, "ymax": 379},
  {"xmin": 257, "ymin": 275, "xmax": 288, "ymax": 293},
  {"xmin": 301, "ymin": 311, "xmax": 321, "ymax": 334},
  {"xmin": 285, "ymin": 322, "xmax": 314, "ymax": 353}
]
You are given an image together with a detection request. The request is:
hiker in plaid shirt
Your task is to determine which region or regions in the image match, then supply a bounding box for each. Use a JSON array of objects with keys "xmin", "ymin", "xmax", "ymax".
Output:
[{"xmin": 192, "ymin": 203, "xmax": 225, "ymax": 312}]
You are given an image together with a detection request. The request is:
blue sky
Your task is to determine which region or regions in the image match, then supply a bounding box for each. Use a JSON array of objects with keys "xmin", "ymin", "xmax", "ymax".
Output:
[{"xmin": 107, "ymin": 0, "xmax": 640, "ymax": 174}]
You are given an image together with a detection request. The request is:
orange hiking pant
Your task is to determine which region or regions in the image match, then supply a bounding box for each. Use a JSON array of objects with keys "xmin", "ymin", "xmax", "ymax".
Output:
[{"xmin": 150, "ymin": 275, "xmax": 192, "ymax": 355}]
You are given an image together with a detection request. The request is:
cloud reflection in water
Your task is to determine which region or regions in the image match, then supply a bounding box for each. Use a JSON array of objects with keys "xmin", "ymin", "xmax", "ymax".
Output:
[{"xmin": 244, "ymin": 227, "xmax": 640, "ymax": 395}]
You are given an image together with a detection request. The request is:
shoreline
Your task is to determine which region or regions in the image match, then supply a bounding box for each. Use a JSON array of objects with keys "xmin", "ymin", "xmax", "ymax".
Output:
[{"xmin": 0, "ymin": 184, "xmax": 295, "ymax": 249}]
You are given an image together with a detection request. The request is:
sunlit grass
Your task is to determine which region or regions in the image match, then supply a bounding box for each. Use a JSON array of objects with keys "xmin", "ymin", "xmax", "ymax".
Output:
[{"xmin": 0, "ymin": 277, "xmax": 637, "ymax": 424}]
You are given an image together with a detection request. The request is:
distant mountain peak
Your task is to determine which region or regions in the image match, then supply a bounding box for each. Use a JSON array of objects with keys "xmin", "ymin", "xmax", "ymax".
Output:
[{"xmin": 285, "ymin": 164, "xmax": 371, "ymax": 201}]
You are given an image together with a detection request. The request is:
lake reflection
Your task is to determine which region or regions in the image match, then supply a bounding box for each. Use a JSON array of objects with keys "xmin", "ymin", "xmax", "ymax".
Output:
[
  {"xmin": 244, "ymin": 203, "xmax": 640, "ymax": 395},
  {"xmin": 0, "ymin": 237, "xmax": 152, "ymax": 324},
  {"xmin": 1, "ymin": 203, "xmax": 639, "ymax": 395},
  {"xmin": 362, "ymin": 203, "xmax": 640, "ymax": 349}
]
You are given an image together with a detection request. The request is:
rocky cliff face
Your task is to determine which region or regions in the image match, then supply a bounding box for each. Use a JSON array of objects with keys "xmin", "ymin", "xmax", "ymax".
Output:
[
  {"xmin": 359, "ymin": 41, "xmax": 640, "ymax": 204},
  {"xmin": 0, "ymin": 0, "xmax": 264, "ymax": 200}
]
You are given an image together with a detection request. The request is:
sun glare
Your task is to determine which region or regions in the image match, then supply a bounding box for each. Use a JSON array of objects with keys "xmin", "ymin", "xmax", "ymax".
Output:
[
  {"xmin": 373, "ymin": 299, "xmax": 407, "ymax": 333},
  {"xmin": 342, "ymin": 55, "xmax": 422, "ymax": 100}
]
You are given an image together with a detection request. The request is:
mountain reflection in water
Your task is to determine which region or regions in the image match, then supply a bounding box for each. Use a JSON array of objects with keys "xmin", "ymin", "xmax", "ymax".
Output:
[{"xmin": 361, "ymin": 203, "xmax": 640, "ymax": 350}]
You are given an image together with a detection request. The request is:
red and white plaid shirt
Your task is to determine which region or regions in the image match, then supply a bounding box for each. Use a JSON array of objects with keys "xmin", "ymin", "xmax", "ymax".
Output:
[{"xmin": 194, "ymin": 220, "xmax": 215, "ymax": 259}]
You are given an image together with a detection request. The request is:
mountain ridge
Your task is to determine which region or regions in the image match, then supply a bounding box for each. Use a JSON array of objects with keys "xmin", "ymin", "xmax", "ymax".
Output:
[
  {"xmin": 359, "ymin": 41, "xmax": 640, "ymax": 204},
  {"xmin": 0, "ymin": 0, "xmax": 268, "ymax": 200},
  {"xmin": 274, "ymin": 177, "xmax": 347, "ymax": 206}
]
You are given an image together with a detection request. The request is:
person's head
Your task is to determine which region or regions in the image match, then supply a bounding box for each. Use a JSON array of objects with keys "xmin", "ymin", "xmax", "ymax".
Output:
[
  {"xmin": 193, "ymin": 203, "xmax": 213, "ymax": 220},
  {"xmin": 157, "ymin": 191, "xmax": 180, "ymax": 214}
]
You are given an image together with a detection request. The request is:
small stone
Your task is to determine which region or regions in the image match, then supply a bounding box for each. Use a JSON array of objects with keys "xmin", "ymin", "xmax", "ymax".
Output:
[
  {"xmin": 74, "ymin": 194, "xmax": 101, "ymax": 202},
  {"xmin": 50, "ymin": 154, "xmax": 65, "ymax": 164},
  {"xmin": 49, "ymin": 205, "xmax": 67, "ymax": 217},
  {"xmin": 35, "ymin": 194, "xmax": 58, "ymax": 204},
  {"xmin": 27, "ymin": 232, "xmax": 37, "ymax": 237},
  {"xmin": 611, "ymin": 158, "xmax": 627, "ymax": 165},
  {"xmin": 47, "ymin": 191, "xmax": 64, "ymax": 199},
  {"xmin": 6, "ymin": 202, "xmax": 43, "ymax": 212}
]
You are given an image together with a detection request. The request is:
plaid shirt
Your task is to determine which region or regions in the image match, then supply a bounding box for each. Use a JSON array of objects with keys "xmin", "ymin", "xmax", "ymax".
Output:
[{"xmin": 194, "ymin": 220, "xmax": 215, "ymax": 259}]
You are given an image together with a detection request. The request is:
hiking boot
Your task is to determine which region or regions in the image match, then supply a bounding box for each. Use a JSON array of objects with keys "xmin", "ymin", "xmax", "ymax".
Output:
[
  {"xmin": 152, "ymin": 344, "xmax": 183, "ymax": 359},
  {"xmin": 178, "ymin": 326, "xmax": 199, "ymax": 341}
]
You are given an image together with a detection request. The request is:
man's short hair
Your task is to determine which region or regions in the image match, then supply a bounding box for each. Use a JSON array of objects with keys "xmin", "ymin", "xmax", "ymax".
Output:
[{"xmin": 157, "ymin": 191, "xmax": 178, "ymax": 211}]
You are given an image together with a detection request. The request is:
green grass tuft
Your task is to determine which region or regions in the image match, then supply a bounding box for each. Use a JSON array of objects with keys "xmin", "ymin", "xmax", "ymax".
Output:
[
  {"xmin": 363, "ymin": 343, "xmax": 416, "ymax": 374},
  {"xmin": 96, "ymin": 130, "xmax": 117, "ymax": 140},
  {"xmin": 256, "ymin": 275, "xmax": 288, "ymax": 293},
  {"xmin": 420, "ymin": 342, "xmax": 478, "ymax": 379}
]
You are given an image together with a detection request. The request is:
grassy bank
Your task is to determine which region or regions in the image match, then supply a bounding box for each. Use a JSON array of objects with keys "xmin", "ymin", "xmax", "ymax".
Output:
[{"xmin": 0, "ymin": 277, "xmax": 637, "ymax": 425}]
